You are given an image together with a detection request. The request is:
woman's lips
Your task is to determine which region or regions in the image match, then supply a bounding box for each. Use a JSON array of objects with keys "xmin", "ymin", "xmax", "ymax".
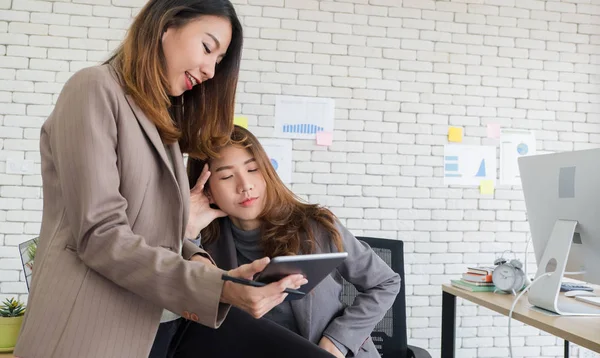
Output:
[
  {"xmin": 184, "ymin": 74, "xmax": 193, "ymax": 90},
  {"xmin": 240, "ymin": 197, "xmax": 258, "ymax": 207}
]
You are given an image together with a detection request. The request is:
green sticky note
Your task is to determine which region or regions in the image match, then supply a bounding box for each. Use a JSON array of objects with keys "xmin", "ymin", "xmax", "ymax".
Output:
[
  {"xmin": 234, "ymin": 116, "xmax": 248, "ymax": 129},
  {"xmin": 448, "ymin": 127, "xmax": 463, "ymax": 143},
  {"xmin": 480, "ymin": 180, "xmax": 494, "ymax": 195}
]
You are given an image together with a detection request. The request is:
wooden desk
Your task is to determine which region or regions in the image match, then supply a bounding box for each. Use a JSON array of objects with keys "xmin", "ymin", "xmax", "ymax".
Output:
[{"xmin": 441, "ymin": 283, "xmax": 600, "ymax": 357}]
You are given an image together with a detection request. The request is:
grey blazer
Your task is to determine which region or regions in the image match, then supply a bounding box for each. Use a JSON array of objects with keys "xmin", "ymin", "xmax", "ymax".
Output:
[
  {"xmin": 205, "ymin": 218, "xmax": 401, "ymax": 358},
  {"xmin": 14, "ymin": 64, "xmax": 229, "ymax": 358}
]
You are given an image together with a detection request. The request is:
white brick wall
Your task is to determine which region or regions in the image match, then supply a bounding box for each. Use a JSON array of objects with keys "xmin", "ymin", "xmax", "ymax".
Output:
[{"xmin": 1, "ymin": 0, "xmax": 599, "ymax": 356}]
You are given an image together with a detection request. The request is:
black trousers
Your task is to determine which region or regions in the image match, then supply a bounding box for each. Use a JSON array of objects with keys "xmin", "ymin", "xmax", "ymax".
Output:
[
  {"xmin": 152, "ymin": 308, "xmax": 335, "ymax": 358},
  {"xmin": 149, "ymin": 318, "xmax": 184, "ymax": 358}
]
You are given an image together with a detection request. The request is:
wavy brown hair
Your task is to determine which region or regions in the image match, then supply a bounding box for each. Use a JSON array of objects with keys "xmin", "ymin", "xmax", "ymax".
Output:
[
  {"xmin": 188, "ymin": 126, "xmax": 343, "ymax": 257},
  {"xmin": 106, "ymin": 0, "xmax": 243, "ymax": 158}
]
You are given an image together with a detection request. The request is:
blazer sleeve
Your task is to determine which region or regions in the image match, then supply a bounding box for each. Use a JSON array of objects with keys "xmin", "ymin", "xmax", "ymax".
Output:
[
  {"xmin": 183, "ymin": 237, "xmax": 219, "ymax": 266},
  {"xmin": 321, "ymin": 223, "xmax": 401, "ymax": 356},
  {"xmin": 48, "ymin": 67, "xmax": 229, "ymax": 328}
]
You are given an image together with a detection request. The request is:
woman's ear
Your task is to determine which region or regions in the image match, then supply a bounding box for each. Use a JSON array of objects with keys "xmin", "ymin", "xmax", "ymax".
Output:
[{"xmin": 205, "ymin": 188, "xmax": 215, "ymax": 204}]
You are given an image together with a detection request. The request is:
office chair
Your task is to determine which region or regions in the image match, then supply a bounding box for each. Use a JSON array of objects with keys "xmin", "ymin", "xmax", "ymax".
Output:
[{"xmin": 340, "ymin": 237, "xmax": 431, "ymax": 358}]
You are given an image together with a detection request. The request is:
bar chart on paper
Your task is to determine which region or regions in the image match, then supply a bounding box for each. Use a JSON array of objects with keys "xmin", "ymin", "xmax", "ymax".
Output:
[
  {"xmin": 275, "ymin": 95, "xmax": 335, "ymax": 139},
  {"xmin": 444, "ymin": 145, "xmax": 496, "ymax": 186},
  {"xmin": 282, "ymin": 124, "xmax": 324, "ymax": 134}
]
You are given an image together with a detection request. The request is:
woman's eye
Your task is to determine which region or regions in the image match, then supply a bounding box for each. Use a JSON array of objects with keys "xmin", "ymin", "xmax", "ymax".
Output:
[
  {"xmin": 248, "ymin": 168, "xmax": 259, "ymax": 173},
  {"xmin": 203, "ymin": 43, "xmax": 212, "ymax": 54},
  {"xmin": 220, "ymin": 175, "xmax": 232, "ymax": 180}
]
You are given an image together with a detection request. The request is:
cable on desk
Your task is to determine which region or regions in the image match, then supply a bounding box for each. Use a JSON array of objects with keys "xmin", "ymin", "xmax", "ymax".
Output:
[{"xmin": 508, "ymin": 272, "xmax": 552, "ymax": 358}]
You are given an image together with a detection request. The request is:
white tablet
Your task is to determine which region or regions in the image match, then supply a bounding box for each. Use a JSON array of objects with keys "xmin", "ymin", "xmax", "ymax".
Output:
[{"xmin": 254, "ymin": 252, "xmax": 348, "ymax": 299}]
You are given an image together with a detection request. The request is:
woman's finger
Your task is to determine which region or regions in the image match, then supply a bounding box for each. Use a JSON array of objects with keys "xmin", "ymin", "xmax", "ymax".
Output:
[
  {"xmin": 192, "ymin": 164, "xmax": 211, "ymax": 193},
  {"xmin": 212, "ymin": 208, "xmax": 228, "ymax": 219}
]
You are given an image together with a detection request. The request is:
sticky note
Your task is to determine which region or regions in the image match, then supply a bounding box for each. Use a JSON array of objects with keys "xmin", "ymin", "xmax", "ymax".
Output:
[
  {"xmin": 234, "ymin": 116, "xmax": 248, "ymax": 129},
  {"xmin": 487, "ymin": 123, "xmax": 500, "ymax": 139},
  {"xmin": 480, "ymin": 180, "xmax": 494, "ymax": 195},
  {"xmin": 316, "ymin": 131, "xmax": 333, "ymax": 146},
  {"xmin": 448, "ymin": 127, "xmax": 463, "ymax": 143}
]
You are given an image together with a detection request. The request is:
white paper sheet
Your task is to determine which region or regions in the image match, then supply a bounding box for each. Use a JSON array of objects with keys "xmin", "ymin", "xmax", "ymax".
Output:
[
  {"xmin": 260, "ymin": 138, "xmax": 293, "ymax": 184},
  {"xmin": 500, "ymin": 130, "xmax": 536, "ymax": 186},
  {"xmin": 444, "ymin": 145, "xmax": 497, "ymax": 186},
  {"xmin": 274, "ymin": 95, "xmax": 335, "ymax": 139}
]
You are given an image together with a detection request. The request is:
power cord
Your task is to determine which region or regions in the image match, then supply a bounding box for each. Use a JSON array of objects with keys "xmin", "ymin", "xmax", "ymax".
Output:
[{"xmin": 508, "ymin": 272, "xmax": 552, "ymax": 358}]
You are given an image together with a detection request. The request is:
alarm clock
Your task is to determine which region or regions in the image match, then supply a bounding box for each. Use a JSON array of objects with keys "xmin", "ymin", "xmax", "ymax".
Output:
[{"xmin": 492, "ymin": 257, "xmax": 526, "ymax": 295}]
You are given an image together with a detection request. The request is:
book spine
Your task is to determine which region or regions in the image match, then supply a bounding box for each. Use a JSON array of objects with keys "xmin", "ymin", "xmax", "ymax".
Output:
[{"xmin": 462, "ymin": 273, "xmax": 493, "ymax": 283}]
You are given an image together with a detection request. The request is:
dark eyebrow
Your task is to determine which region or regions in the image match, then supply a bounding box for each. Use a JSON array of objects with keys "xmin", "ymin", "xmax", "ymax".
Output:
[
  {"xmin": 206, "ymin": 32, "xmax": 227, "ymax": 60},
  {"xmin": 215, "ymin": 158, "xmax": 256, "ymax": 172},
  {"xmin": 206, "ymin": 33, "xmax": 221, "ymax": 49}
]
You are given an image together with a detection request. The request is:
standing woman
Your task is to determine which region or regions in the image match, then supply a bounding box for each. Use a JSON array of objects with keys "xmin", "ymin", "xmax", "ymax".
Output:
[{"xmin": 14, "ymin": 1, "xmax": 305, "ymax": 358}]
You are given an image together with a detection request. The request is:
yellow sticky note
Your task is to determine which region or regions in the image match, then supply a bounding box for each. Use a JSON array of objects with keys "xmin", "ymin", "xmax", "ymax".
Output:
[
  {"xmin": 234, "ymin": 116, "xmax": 248, "ymax": 129},
  {"xmin": 480, "ymin": 180, "xmax": 494, "ymax": 195},
  {"xmin": 448, "ymin": 127, "xmax": 463, "ymax": 142}
]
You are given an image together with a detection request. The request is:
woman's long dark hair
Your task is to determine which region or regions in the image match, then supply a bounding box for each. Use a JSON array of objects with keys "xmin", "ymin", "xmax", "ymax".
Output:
[
  {"xmin": 188, "ymin": 126, "xmax": 344, "ymax": 257},
  {"xmin": 107, "ymin": 0, "xmax": 243, "ymax": 158}
]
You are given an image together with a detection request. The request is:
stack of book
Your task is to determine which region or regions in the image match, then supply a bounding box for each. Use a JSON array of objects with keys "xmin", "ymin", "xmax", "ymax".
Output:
[{"xmin": 451, "ymin": 266, "xmax": 496, "ymax": 292}]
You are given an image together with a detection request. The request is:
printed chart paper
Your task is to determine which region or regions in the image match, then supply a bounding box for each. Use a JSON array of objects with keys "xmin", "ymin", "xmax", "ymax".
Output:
[
  {"xmin": 500, "ymin": 130, "xmax": 536, "ymax": 186},
  {"xmin": 260, "ymin": 138, "xmax": 293, "ymax": 184},
  {"xmin": 274, "ymin": 95, "xmax": 335, "ymax": 139},
  {"xmin": 444, "ymin": 145, "xmax": 497, "ymax": 186}
]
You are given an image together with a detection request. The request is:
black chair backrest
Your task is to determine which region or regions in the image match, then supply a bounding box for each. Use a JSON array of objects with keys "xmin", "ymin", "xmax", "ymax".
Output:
[{"xmin": 339, "ymin": 237, "xmax": 408, "ymax": 358}]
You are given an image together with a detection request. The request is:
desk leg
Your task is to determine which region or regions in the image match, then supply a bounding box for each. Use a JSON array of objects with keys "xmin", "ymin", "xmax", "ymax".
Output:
[
  {"xmin": 441, "ymin": 291, "xmax": 456, "ymax": 358},
  {"xmin": 564, "ymin": 340, "xmax": 569, "ymax": 358}
]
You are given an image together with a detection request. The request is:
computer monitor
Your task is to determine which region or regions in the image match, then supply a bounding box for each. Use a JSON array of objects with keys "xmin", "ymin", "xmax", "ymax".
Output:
[{"xmin": 519, "ymin": 148, "xmax": 600, "ymax": 315}]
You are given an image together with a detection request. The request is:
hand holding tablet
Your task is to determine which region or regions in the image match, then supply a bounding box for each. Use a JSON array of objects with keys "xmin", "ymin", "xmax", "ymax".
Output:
[{"xmin": 223, "ymin": 253, "xmax": 348, "ymax": 301}]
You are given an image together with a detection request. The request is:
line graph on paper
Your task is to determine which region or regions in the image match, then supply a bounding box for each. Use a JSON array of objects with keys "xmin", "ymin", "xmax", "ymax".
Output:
[{"xmin": 275, "ymin": 95, "xmax": 335, "ymax": 139}]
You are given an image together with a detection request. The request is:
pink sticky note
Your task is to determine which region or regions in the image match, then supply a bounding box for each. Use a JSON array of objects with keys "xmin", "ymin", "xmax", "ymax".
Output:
[
  {"xmin": 316, "ymin": 131, "xmax": 333, "ymax": 146},
  {"xmin": 487, "ymin": 123, "xmax": 500, "ymax": 139}
]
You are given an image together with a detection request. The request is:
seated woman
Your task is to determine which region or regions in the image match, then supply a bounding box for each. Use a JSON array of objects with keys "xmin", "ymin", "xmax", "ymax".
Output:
[{"xmin": 180, "ymin": 125, "xmax": 400, "ymax": 358}]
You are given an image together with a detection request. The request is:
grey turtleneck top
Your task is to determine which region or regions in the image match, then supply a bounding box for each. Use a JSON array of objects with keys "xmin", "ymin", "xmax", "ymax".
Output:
[{"xmin": 229, "ymin": 220, "xmax": 301, "ymax": 335}]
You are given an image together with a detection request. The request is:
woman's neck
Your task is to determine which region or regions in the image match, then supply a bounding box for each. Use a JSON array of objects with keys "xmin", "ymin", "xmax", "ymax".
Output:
[{"xmin": 230, "ymin": 216, "xmax": 261, "ymax": 231}]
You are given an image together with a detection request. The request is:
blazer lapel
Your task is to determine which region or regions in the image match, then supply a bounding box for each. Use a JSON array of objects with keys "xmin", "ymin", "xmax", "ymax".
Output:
[
  {"xmin": 207, "ymin": 219, "xmax": 238, "ymax": 270},
  {"xmin": 290, "ymin": 289, "xmax": 313, "ymax": 340},
  {"xmin": 170, "ymin": 143, "xmax": 189, "ymax": 238},
  {"xmin": 124, "ymin": 94, "xmax": 185, "ymax": 242},
  {"xmin": 124, "ymin": 95, "xmax": 173, "ymax": 174}
]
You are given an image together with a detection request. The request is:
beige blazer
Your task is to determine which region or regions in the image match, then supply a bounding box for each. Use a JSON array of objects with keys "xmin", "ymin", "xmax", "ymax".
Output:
[{"xmin": 14, "ymin": 64, "xmax": 229, "ymax": 358}]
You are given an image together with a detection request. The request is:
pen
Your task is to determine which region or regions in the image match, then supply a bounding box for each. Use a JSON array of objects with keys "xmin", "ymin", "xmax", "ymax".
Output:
[{"xmin": 221, "ymin": 274, "xmax": 306, "ymax": 296}]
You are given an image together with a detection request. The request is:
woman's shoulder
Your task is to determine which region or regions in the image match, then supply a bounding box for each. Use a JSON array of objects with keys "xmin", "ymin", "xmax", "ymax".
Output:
[
  {"xmin": 307, "ymin": 217, "xmax": 349, "ymax": 251},
  {"xmin": 64, "ymin": 64, "xmax": 122, "ymax": 93}
]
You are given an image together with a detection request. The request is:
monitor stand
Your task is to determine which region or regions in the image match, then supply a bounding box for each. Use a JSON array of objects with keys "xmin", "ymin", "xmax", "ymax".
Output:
[{"xmin": 528, "ymin": 219, "xmax": 600, "ymax": 316}]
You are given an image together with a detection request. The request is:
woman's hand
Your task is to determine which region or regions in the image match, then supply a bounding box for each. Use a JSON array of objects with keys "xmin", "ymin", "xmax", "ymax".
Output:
[
  {"xmin": 220, "ymin": 257, "xmax": 308, "ymax": 318},
  {"xmin": 318, "ymin": 336, "xmax": 345, "ymax": 358},
  {"xmin": 185, "ymin": 163, "xmax": 226, "ymax": 239}
]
